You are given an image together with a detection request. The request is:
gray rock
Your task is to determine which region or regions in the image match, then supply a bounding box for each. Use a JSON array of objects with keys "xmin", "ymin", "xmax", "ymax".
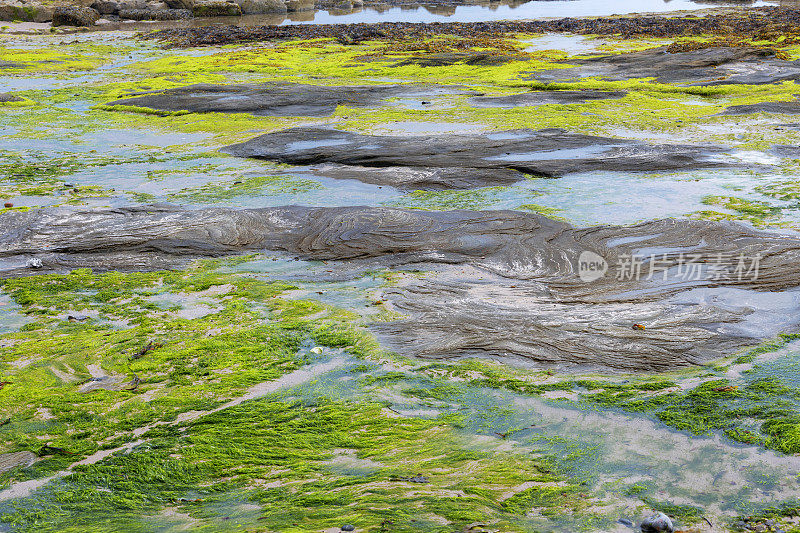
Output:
[
  {"xmin": 91, "ymin": 0, "xmax": 119, "ymax": 13},
  {"xmin": 0, "ymin": 1, "xmax": 54, "ymax": 22},
  {"xmin": 118, "ymin": 7, "xmax": 190, "ymax": 18},
  {"xmin": 223, "ymin": 126, "xmax": 745, "ymax": 180},
  {"xmin": 106, "ymin": 82, "xmax": 473, "ymax": 118},
  {"xmin": 191, "ymin": 0, "xmax": 241, "ymax": 15},
  {"xmin": 3, "ymin": 205, "xmax": 800, "ymax": 371},
  {"xmin": 341, "ymin": 526, "xmax": 355, "ymax": 532},
  {"xmin": 469, "ymin": 89, "xmax": 626, "ymax": 108},
  {"xmin": 285, "ymin": 0, "xmax": 312, "ymax": 10},
  {"xmin": 721, "ymin": 99, "xmax": 800, "ymax": 116},
  {"xmin": 640, "ymin": 512, "xmax": 674, "ymax": 533},
  {"xmin": 0, "ymin": 93, "xmax": 23, "ymax": 103},
  {"xmin": 236, "ymin": 0, "xmax": 285, "ymax": 13},
  {"xmin": 52, "ymin": 5, "xmax": 100, "ymax": 26},
  {"xmin": 0, "ymin": 451, "xmax": 37, "ymax": 474},
  {"xmin": 533, "ymin": 46, "xmax": 800, "ymax": 86}
]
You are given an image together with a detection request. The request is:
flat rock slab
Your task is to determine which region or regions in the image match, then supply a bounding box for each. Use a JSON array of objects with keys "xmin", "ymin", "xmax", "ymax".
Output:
[
  {"xmin": 0, "ymin": 451, "xmax": 37, "ymax": 474},
  {"xmin": 721, "ymin": 100, "xmax": 800, "ymax": 115},
  {"xmin": 306, "ymin": 163, "xmax": 526, "ymax": 191},
  {"xmin": 532, "ymin": 46, "xmax": 800, "ymax": 85},
  {"xmin": 223, "ymin": 126, "xmax": 739, "ymax": 179},
  {"xmin": 3, "ymin": 205, "xmax": 800, "ymax": 371},
  {"xmin": 108, "ymin": 82, "xmax": 473, "ymax": 118},
  {"xmin": 468, "ymin": 90, "xmax": 627, "ymax": 108}
]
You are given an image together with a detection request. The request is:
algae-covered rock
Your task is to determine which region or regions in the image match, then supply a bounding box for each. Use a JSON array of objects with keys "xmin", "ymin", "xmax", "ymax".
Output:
[
  {"xmin": 236, "ymin": 0, "xmax": 285, "ymax": 14},
  {"xmin": 285, "ymin": 0, "xmax": 312, "ymax": 11},
  {"xmin": 0, "ymin": 1, "xmax": 54, "ymax": 22},
  {"xmin": 51, "ymin": 5, "xmax": 100, "ymax": 25},
  {"xmin": 118, "ymin": 7, "xmax": 190, "ymax": 18},
  {"xmin": 191, "ymin": 0, "xmax": 240, "ymax": 16},
  {"xmin": 0, "ymin": 93, "xmax": 23, "ymax": 103}
]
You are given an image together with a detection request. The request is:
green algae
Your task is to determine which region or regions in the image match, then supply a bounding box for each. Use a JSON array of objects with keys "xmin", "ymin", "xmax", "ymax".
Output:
[{"xmin": 168, "ymin": 174, "xmax": 323, "ymax": 203}]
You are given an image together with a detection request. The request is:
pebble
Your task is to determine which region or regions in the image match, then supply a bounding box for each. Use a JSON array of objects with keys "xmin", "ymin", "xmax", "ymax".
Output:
[
  {"xmin": 618, "ymin": 518, "xmax": 634, "ymax": 527},
  {"xmin": 640, "ymin": 512, "xmax": 674, "ymax": 533},
  {"xmin": 341, "ymin": 526, "xmax": 355, "ymax": 532},
  {"xmin": 3, "ymin": 202, "xmax": 12, "ymax": 208}
]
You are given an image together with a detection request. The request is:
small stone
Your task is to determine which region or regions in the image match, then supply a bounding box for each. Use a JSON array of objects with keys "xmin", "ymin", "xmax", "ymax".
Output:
[
  {"xmin": 3, "ymin": 202, "xmax": 12, "ymax": 208},
  {"xmin": 341, "ymin": 526, "xmax": 355, "ymax": 532},
  {"xmin": 26, "ymin": 258, "xmax": 43, "ymax": 268},
  {"xmin": 310, "ymin": 346, "xmax": 323, "ymax": 354},
  {"xmin": 640, "ymin": 512, "xmax": 674, "ymax": 533},
  {"xmin": 618, "ymin": 518, "xmax": 634, "ymax": 527}
]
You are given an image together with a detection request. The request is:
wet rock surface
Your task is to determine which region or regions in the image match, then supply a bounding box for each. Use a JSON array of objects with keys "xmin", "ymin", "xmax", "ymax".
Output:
[
  {"xmin": 3, "ymin": 205, "xmax": 800, "ymax": 371},
  {"xmin": 0, "ymin": 451, "xmax": 37, "ymax": 474},
  {"xmin": 223, "ymin": 126, "xmax": 741, "ymax": 179},
  {"xmin": 108, "ymin": 82, "xmax": 472, "ymax": 118},
  {"xmin": 306, "ymin": 163, "xmax": 526, "ymax": 191},
  {"xmin": 51, "ymin": 5, "xmax": 100, "ymax": 26},
  {"xmin": 640, "ymin": 512, "xmax": 675, "ymax": 533},
  {"xmin": 722, "ymin": 98, "xmax": 800, "ymax": 115},
  {"xmin": 533, "ymin": 46, "xmax": 800, "ymax": 85},
  {"xmin": 468, "ymin": 90, "xmax": 627, "ymax": 108}
]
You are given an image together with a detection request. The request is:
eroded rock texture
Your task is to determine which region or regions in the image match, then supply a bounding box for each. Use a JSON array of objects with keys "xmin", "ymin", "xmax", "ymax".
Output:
[
  {"xmin": 223, "ymin": 127, "xmax": 739, "ymax": 182},
  {"xmin": 107, "ymin": 82, "xmax": 472, "ymax": 117},
  {"xmin": 532, "ymin": 46, "xmax": 800, "ymax": 85},
  {"xmin": 3, "ymin": 205, "xmax": 800, "ymax": 371}
]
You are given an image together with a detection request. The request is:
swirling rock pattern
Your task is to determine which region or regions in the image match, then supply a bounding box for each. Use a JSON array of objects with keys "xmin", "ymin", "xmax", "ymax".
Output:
[
  {"xmin": 3, "ymin": 205, "xmax": 800, "ymax": 371},
  {"xmin": 223, "ymin": 127, "xmax": 741, "ymax": 181},
  {"xmin": 532, "ymin": 46, "xmax": 800, "ymax": 85},
  {"xmin": 107, "ymin": 82, "xmax": 473, "ymax": 118}
]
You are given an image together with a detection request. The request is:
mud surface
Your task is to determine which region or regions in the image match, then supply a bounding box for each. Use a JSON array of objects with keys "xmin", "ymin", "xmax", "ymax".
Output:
[
  {"xmin": 468, "ymin": 90, "xmax": 627, "ymax": 108},
  {"xmin": 3, "ymin": 205, "xmax": 800, "ymax": 371},
  {"xmin": 223, "ymin": 127, "xmax": 739, "ymax": 180},
  {"xmin": 533, "ymin": 46, "xmax": 800, "ymax": 85},
  {"xmin": 108, "ymin": 82, "xmax": 472, "ymax": 117}
]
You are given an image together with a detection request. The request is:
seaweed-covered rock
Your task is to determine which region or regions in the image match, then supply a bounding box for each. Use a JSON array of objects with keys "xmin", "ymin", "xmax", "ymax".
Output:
[
  {"xmin": 0, "ymin": 93, "xmax": 23, "ymax": 103},
  {"xmin": 191, "ymin": 0, "xmax": 240, "ymax": 15},
  {"xmin": 236, "ymin": 0, "xmax": 286, "ymax": 13},
  {"xmin": 51, "ymin": 5, "xmax": 100, "ymax": 26},
  {"xmin": 118, "ymin": 7, "xmax": 190, "ymax": 19},
  {"xmin": 0, "ymin": 1, "xmax": 54, "ymax": 22}
]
